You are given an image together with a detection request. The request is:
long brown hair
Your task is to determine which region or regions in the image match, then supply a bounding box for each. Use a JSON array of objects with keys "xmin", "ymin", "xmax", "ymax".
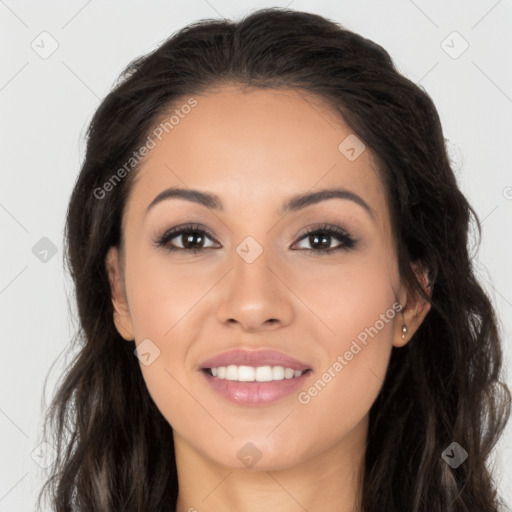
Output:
[{"xmin": 37, "ymin": 8, "xmax": 511, "ymax": 511}]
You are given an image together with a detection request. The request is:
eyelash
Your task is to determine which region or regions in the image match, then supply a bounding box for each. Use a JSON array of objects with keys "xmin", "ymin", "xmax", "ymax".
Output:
[{"xmin": 153, "ymin": 222, "xmax": 357, "ymax": 256}]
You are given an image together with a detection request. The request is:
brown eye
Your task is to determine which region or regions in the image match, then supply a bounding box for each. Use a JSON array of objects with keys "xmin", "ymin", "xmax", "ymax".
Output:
[
  {"xmin": 292, "ymin": 224, "xmax": 357, "ymax": 255},
  {"xmin": 154, "ymin": 224, "xmax": 219, "ymax": 253}
]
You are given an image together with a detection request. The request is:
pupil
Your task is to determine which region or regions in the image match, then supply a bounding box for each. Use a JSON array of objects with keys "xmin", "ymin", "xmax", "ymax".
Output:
[
  {"xmin": 311, "ymin": 233, "xmax": 330, "ymax": 249},
  {"xmin": 184, "ymin": 232, "xmax": 203, "ymax": 249}
]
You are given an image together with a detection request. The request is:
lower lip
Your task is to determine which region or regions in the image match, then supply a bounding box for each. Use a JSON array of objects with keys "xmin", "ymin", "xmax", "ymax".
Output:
[{"xmin": 200, "ymin": 369, "xmax": 312, "ymax": 406}]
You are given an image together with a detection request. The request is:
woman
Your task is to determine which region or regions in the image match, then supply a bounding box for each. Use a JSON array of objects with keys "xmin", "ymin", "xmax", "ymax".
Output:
[{"xmin": 37, "ymin": 7, "xmax": 511, "ymax": 511}]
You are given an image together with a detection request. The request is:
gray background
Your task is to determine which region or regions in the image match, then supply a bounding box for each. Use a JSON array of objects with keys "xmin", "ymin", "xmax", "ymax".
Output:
[{"xmin": 1, "ymin": 0, "xmax": 511, "ymax": 510}]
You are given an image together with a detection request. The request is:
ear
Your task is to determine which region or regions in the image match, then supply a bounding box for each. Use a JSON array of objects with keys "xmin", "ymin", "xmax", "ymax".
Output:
[
  {"xmin": 105, "ymin": 246, "xmax": 134, "ymax": 341},
  {"xmin": 393, "ymin": 261, "xmax": 432, "ymax": 348}
]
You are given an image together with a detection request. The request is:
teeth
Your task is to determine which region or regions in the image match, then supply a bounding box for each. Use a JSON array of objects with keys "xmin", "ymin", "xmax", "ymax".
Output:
[
  {"xmin": 272, "ymin": 366, "xmax": 284, "ymax": 380},
  {"xmin": 208, "ymin": 365, "xmax": 306, "ymax": 382}
]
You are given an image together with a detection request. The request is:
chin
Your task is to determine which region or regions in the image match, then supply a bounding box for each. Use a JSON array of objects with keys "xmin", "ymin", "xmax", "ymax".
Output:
[{"xmin": 205, "ymin": 437, "xmax": 311, "ymax": 472}]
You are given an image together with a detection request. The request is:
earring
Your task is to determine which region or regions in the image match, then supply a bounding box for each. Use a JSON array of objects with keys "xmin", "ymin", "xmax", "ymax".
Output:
[{"xmin": 401, "ymin": 324, "xmax": 408, "ymax": 339}]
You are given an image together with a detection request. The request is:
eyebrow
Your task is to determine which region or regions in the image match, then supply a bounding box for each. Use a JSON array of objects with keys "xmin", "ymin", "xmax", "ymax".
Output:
[{"xmin": 145, "ymin": 186, "xmax": 374, "ymax": 219}]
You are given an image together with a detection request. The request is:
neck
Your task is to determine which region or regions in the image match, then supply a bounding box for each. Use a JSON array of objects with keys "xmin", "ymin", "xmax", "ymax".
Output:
[{"xmin": 174, "ymin": 416, "xmax": 367, "ymax": 512}]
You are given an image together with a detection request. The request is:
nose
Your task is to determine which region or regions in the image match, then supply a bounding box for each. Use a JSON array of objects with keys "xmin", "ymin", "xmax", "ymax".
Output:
[{"xmin": 216, "ymin": 248, "xmax": 294, "ymax": 332}]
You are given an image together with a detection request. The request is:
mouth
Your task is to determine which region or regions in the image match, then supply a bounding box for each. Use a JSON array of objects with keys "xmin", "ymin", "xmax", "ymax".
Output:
[{"xmin": 197, "ymin": 348, "xmax": 313, "ymax": 406}]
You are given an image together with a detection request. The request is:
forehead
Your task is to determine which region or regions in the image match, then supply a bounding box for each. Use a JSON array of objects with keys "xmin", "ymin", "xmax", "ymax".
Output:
[{"xmin": 125, "ymin": 85, "xmax": 388, "ymax": 226}]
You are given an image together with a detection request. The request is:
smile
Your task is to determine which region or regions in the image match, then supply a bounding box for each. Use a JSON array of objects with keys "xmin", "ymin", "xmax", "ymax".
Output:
[{"xmin": 205, "ymin": 364, "xmax": 309, "ymax": 382}]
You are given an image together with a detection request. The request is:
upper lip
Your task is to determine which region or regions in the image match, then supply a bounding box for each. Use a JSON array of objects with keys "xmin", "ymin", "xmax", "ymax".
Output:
[{"xmin": 199, "ymin": 349, "xmax": 312, "ymax": 371}]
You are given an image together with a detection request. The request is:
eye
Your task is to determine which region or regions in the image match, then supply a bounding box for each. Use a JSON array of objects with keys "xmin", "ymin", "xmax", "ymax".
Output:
[
  {"xmin": 291, "ymin": 223, "xmax": 357, "ymax": 256},
  {"xmin": 153, "ymin": 223, "xmax": 219, "ymax": 254},
  {"xmin": 154, "ymin": 222, "xmax": 357, "ymax": 256}
]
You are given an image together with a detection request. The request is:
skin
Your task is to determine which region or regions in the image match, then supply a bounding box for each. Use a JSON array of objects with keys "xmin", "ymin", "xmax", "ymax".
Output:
[{"xmin": 106, "ymin": 85, "xmax": 431, "ymax": 512}]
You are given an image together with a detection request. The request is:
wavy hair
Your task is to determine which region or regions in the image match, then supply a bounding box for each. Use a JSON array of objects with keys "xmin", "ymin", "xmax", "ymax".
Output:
[{"xmin": 37, "ymin": 7, "xmax": 510, "ymax": 511}]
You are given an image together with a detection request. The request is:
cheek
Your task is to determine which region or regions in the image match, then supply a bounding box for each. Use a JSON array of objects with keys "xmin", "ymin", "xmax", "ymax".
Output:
[
  {"xmin": 291, "ymin": 303, "xmax": 395, "ymax": 464},
  {"xmin": 299, "ymin": 323, "xmax": 394, "ymax": 423},
  {"xmin": 125, "ymin": 250, "xmax": 211, "ymax": 340},
  {"xmin": 291, "ymin": 252, "xmax": 398, "ymax": 347},
  {"xmin": 123, "ymin": 252, "xmax": 227, "ymax": 428},
  {"xmin": 293, "ymin": 259, "xmax": 397, "ymax": 427}
]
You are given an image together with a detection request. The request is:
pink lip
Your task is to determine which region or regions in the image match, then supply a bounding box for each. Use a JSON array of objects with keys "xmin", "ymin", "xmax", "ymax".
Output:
[
  {"xmin": 200, "ymin": 369, "xmax": 312, "ymax": 406},
  {"xmin": 198, "ymin": 348, "xmax": 312, "ymax": 371}
]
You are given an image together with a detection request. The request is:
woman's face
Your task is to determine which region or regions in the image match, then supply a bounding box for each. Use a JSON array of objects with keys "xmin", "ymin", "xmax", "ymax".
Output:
[{"xmin": 107, "ymin": 85, "xmax": 415, "ymax": 471}]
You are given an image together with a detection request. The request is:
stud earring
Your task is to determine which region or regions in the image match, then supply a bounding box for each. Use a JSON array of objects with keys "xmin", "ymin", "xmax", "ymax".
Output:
[{"xmin": 401, "ymin": 325, "xmax": 408, "ymax": 339}]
